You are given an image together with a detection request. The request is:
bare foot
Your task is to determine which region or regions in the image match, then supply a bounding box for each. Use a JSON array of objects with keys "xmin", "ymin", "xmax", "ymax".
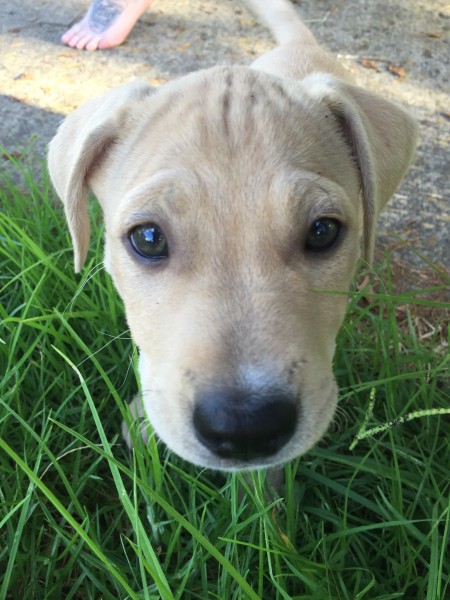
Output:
[{"xmin": 62, "ymin": 0, "xmax": 153, "ymax": 51}]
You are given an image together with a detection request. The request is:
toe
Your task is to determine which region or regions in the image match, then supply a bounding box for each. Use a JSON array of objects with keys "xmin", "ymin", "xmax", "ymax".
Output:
[
  {"xmin": 75, "ymin": 34, "xmax": 94, "ymax": 50},
  {"xmin": 85, "ymin": 36, "xmax": 102, "ymax": 51},
  {"xmin": 61, "ymin": 22, "xmax": 83, "ymax": 45}
]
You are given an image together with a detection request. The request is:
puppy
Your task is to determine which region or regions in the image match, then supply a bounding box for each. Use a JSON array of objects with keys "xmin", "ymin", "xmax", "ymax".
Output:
[{"xmin": 48, "ymin": 0, "xmax": 417, "ymax": 471}]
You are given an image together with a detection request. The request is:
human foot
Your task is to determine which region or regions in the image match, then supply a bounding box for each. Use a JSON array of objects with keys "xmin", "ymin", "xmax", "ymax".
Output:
[{"xmin": 62, "ymin": 0, "xmax": 153, "ymax": 51}]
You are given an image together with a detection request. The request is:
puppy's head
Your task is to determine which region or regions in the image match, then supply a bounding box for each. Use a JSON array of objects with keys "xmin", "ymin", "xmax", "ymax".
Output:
[{"xmin": 48, "ymin": 67, "xmax": 417, "ymax": 470}]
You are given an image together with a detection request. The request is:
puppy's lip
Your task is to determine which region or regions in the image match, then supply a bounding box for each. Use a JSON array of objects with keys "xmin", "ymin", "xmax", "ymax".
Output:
[
  {"xmin": 183, "ymin": 448, "xmax": 292, "ymax": 472},
  {"xmin": 185, "ymin": 427, "xmax": 312, "ymax": 470}
]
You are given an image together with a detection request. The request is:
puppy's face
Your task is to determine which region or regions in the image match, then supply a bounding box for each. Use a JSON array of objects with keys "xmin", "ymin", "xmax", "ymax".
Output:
[
  {"xmin": 91, "ymin": 71, "xmax": 362, "ymax": 469},
  {"xmin": 48, "ymin": 67, "xmax": 416, "ymax": 470}
]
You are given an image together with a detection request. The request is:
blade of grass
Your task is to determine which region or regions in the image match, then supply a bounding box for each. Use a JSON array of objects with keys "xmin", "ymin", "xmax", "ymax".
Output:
[{"xmin": 0, "ymin": 436, "xmax": 139, "ymax": 600}]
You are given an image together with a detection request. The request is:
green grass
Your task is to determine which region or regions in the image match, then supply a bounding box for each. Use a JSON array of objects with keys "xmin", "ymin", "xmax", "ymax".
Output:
[{"xmin": 1, "ymin": 152, "xmax": 449, "ymax": 600}]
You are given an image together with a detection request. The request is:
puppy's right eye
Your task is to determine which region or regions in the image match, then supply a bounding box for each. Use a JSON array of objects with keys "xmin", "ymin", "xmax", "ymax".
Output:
[
  {"xmin": 305, "ymin": 218, "xmax": 341, "ymax": 253},
  {"xmin": 128, "ymin": 223, "xmax": 169, "ymax": 260}
]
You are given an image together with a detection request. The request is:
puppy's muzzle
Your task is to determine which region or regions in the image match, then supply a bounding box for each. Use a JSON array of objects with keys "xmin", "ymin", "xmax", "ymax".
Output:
[{"xmin": 193, "ymin": 388, "xmax": 297, "ymax": 461}]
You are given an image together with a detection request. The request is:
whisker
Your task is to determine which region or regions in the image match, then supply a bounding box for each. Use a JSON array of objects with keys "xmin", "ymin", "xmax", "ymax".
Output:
[
  {"xmin": 63, "ymin": 261, "xmax": 106, "ymax": 315},
  {"xmin": 77, "ymin": 329, "xmax": 132, "ymax": 366}
]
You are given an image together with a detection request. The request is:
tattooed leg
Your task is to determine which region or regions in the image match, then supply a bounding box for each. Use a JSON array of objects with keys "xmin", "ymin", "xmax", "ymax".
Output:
[{"xmin": 61, "ymin": 0, "xmax": 153, "ymax": 51}]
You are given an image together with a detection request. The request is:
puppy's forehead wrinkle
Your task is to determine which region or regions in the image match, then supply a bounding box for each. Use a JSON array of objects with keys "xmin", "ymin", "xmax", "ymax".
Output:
[
  {"xmin": 148, "ymin": 68, "xmax": 317, "ymax": 161},
  {"xmin": 213, "ymin": 72, "xmax": 304, "ymax": 149},
  {"xmin": 212, "ymin": 69, "xmax": 297, "ymax": 149},
  {"xmin": 220, "ymin": 71, "xmax": 233, "ymax": 140}
]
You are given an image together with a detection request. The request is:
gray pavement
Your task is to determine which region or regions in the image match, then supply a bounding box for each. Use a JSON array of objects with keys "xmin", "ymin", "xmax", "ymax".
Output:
[{"xmin": 0, "ymin": 0, "xmax": 449, "ymax": 271}]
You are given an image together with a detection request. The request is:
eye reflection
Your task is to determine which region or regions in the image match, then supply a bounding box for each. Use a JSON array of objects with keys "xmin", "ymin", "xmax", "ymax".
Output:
[
  {"xmin": 305, "ymin": 218, "xmax": 341, "ymax": 252},
  {"xmin": 129, "ymin": 223, "xmax": 169, "ymax": 260}
]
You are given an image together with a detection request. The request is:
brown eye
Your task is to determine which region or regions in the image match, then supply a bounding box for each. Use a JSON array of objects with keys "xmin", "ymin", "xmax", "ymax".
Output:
[
  {"xmin": 129, "ymin": 223, "xmax": 169, "ymax": 260},
  {"xmin": 305, "ymin": 218, "xmax": 341, "ymax": 252}
]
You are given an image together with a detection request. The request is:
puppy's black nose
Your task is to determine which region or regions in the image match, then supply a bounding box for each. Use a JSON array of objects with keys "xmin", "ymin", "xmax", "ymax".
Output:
[{"xmin": 193, "ymin": 389, "xmax": 297, "ymax": 461}]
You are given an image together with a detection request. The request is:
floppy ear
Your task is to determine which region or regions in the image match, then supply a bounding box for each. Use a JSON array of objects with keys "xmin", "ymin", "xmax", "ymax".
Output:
[
  {"xmin": 48, "ymin": 81, "xmax": 154, "ymax": 272},
  {"xmin": 304, "ymin": 73, "xmax": 418, "ymax": 261}
]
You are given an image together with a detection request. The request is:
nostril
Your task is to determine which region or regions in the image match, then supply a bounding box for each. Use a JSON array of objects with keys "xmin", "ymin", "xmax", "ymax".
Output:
[{"xmin": 193, "ymin": 389, "xmax": 297, "ymax": 461}]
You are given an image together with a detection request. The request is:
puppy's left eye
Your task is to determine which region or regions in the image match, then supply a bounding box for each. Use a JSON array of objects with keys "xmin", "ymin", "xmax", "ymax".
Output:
[
  {"xmin": 129, "ymin": 223, "xmax": 169, "ymax": 260},
  {"xmin": 305, "ymin": 218, "xmax": 341, "ymax": 252}
]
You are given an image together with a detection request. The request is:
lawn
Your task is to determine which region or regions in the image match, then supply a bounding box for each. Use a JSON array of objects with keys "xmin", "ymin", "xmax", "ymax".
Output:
[{"xmin": 1, "ymin": 152, "xmax": 449, "ymax": 599}]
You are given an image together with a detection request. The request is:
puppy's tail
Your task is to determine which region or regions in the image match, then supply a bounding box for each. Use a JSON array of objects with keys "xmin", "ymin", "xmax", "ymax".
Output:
[{"xmin": 245, "ymin": 0, "xmax": 317, "ymax": 46}]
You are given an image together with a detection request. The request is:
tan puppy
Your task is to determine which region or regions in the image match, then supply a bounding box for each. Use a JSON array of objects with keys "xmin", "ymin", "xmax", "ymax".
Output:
[{"xmin": 48, "ymin": 0, "xmax": 417, "ymax": 471}]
